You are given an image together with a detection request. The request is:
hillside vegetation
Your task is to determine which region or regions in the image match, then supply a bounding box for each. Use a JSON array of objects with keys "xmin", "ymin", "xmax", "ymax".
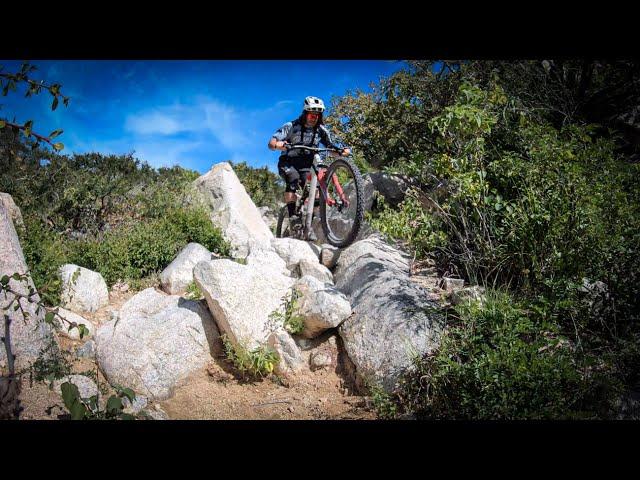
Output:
[
  {"xmin": 326, "ymin": 60, "xmax": 640, "ymax": 419},
  {"xmin": 0, "ymin": 130, "xmax": 284, "ymax": 306}
]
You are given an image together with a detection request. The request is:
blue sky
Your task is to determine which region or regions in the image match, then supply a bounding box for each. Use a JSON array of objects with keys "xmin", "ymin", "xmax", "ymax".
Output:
[{"xmin": 0, "ymin": 60, "xmax": 407, "ymax": 173}]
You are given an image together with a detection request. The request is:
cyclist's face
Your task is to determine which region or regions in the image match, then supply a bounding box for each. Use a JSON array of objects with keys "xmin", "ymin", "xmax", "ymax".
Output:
[{"xmin": 305, "ymin": 112, "xmax": 320, "ymax": 126}]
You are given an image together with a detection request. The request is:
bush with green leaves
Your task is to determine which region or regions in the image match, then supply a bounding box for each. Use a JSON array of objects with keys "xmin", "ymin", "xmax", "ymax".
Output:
[
  {"xmin": 329, "ymin": 62, "xmax": 640, "ymax": 418},
  {"xmin": 368, "ymin": 381, "xmax": 399, "ymax": 420},
  {"xmin": 69, "ymin": 207, "xmax": 229, "ymax": 287},
  {"xmin": 15, "ymin": 192, "xmax": 230, "ymax": 303},
  {"xmin": 367, "ymin": 190, "xmax": 446, "ymax": 259},
  {"xmin": 394, "ymin": 290, "xmax": 616, "ymax": 419},
  {"xmin": 221, "ymin": 335, "xmax": 279, "ymax": 379},
  {"xmin": 269, "ymin": 288, "xmax": 305, "ymax": 335},
  {"xmin": 2, "ymin": 140, "xmax": 230, "ymax": 303},
  {"xmin": 29, "ymin": 339, "xmax": 72, "ymax": 384},
  {"xmin": 60, "ymin": 381, "xmax": 137, "ymax": 420},
  {"xmin": 184, "ymin": 280, "xmax": 204, "ymax": 300}
]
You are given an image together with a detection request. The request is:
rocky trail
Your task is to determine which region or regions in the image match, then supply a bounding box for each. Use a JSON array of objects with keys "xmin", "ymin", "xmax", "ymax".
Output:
[{"xmin": 1, "ymin": 162, "xmax": 482, "ymax": 420}]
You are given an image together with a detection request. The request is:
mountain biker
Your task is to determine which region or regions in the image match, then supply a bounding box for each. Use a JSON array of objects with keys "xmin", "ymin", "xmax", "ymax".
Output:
[{"xmin": 268, "ymin": 96, "xmax": 350, "ymax": 241}]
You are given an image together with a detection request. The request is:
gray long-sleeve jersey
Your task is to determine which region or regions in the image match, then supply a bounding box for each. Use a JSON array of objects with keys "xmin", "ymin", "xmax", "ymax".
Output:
[{"xmin": 271, "ymin": 119, "xmax": 341, "ymax": 158}]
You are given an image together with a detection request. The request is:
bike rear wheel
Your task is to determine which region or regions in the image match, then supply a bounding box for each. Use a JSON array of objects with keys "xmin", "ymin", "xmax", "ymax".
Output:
[{"xmin": 320, "ymin": 158, "xmax": 364, "ymax": 248}]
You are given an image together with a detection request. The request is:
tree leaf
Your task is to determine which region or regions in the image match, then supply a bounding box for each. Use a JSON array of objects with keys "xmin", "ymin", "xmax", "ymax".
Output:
[
  {"xmin": 78, "ymin": 324, "xmax": 89, "ymax": 339},
  {"xmin": 0, "ymin": 120, "xmax": 6, "ymax": 129},
  {"xmin": 120, "ymin": 387, "xmax": 135, "ymax": 403},
  {"xmin": 49, "ymin": 129, "xmax": 63, "ymax": 139},
  {"xmin": 61, "ymin": 381, "xmax": 80, "ymax": 410},
  {"xmin": 107, "ymin": 396, "xmax": 123, "ymax": 413},
  {"xmin": 0, "ymin": 275, "xmax": 9, "ymax": 286},
  {"xmin": 69, "ymin": 400, "xmax": 87, "ymax": 420},
  {"xmin": 53, "ymin": 142, "xmax": 64, "ymax": 151},
  {"xmin": 51, "ymin": 96, "xmax": 59, "ymax": 111},
  {"xmin": 44, "ymin": 312, "xmax": 55, "ymax": 324}
]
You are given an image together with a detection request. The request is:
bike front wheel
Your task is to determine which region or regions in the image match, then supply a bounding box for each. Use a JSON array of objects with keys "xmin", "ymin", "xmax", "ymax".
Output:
[{"xmin": 319, "ymin": 158, "xmax": 364, "ymax": 248}]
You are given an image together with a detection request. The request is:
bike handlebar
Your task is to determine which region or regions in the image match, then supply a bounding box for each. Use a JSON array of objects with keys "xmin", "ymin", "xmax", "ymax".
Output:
[{"xmin": 284, "ymin": 144, "xmax": 348, "ymax": 154}]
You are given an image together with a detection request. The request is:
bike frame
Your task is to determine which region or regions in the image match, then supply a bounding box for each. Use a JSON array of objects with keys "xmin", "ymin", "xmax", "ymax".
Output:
[{"xmin": 286, "ymin": 145, "xmax": 351, "ymax": 240}]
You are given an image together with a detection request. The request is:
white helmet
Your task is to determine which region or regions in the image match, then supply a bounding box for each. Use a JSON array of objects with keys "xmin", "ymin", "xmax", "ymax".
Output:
[{"xmin": 303, "ymin": 96, "xmax": 325, "ymax": 113}]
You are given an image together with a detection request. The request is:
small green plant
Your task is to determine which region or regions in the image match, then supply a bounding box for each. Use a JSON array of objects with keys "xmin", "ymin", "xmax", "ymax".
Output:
[
  {"xmin": 29, "ymin": 339, "xmax": 72, "ymax": 384},
  {"xmin": 368, "ymin": 381, "xmax": 398, "ymax": 420},
  {"xmin": 269, "ymin": 288, "xmax": 305, "ymax": 335},
  {"xmin": 221, "ymin": 334, "xmax": 279, "ymax": 379},
  {"xmin": 60, "ymin": 380, "xmax": 136, "ymax": 420},
  {"xmin": 185, "ymin": 280, "xmax": 204, "ymax": 300}
]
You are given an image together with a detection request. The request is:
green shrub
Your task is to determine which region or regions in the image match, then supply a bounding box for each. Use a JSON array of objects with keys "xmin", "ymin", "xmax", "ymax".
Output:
[
  {"xmin": 29, "ymin": 339, "xmax": 72, "ymax": 383},
  {"xmin": 19, "ymin": 216, "xmax": 72, "ymax": 305},
  {"xmin": 269, "ymin": 288, "xmax": 305, "ymax": 335},
  {"xmin": 395, "ymin": 290, "xmax": 603, "ymax": 420},
  {"xmin": 185, "ymin": 280, "xmax": 203, "ymax": 300},
  {"xmin": 18, "ymin": 206, "xmax": 229, "ymax": 298},
  {"xmin": 367, "ymin": 190, "xmax": 447, "ymax": 259},
  {"xmin": 368, "ymin": 381, "xmax": 399, "ymax": 420},
  {"xmin": 221, "ymin": 335, "xmax": 279, "ymax": 379},
  {"xmin": 60, "ymin": 380, "xmax": 137, "ymax": 420},
  {"xmin": 71, "ymin": 207, "xmax": 229, "ymax": 286}
]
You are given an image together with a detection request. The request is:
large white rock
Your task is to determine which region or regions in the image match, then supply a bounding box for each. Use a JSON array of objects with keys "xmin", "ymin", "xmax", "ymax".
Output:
[
  {"xmin": 59, "ymin": 264, "xmax": 109, "ymax": 314},
  {"xmin": 258, "ymin": 206, "xmax": 278, "ymax": 231},
  {"xmin": 54, "ymin": 374, "xmax": 99, "ymax": 400},
  {"xmin": 271, "ymin": 237, "xmax": 321, "ymax": 273},
  {"xmin": 294, "ymin": 275, "xmax": 352, "ymax": 339},
  {"xmin": 334, "ymin": 235, "xmax": 445, "ymax": 392},
  {"xmin": 320, "ymin": 244, "xmax": 341, "ymax": 269},
  {"xmin": 95, "ymin": 288, "xmax": 219, "ymax": 401},
  {"xmin": 245, "ymin": 244, "xmax": 291, "ymax": 277},
  {"xmin": 360, "ymin": 172, "xmax": 413, "ymax": 212},
  {"xmin": 193, "ymin": 259, "xmax": 295, "ymax": 350},
  {"xmin": 55, "ymin": 307, "xmax": 95, "ymax": 340},
  {"xmin": 0, "ymin": 196, "xmax": 57, "ymax": 371},
  {"xmin": 297, "ymin": 259, "xmax": 333, "ymax": 284},
  {"xmin": 193, "ymin": 162, "xmax": 273, "ymax": 258},
  {"xmin": 160, "ymin": 243, "xmax": 213, "ymax": 294},
  {"xmin": 267, "ymin": 328, "xmax": 306, "ymax": 376},
  {"xmin": 333, "ymin": 235, "xmax": 408, "ymax": 280},
  {"xmin": 0, "ymin": 192, "xmax": 24, "ymax": 228}
]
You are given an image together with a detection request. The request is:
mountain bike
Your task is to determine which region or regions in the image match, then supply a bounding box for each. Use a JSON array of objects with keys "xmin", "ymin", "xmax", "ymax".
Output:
[{"xmin": 275, "ymin": 145, "xmax": 364, "ymax": 248}]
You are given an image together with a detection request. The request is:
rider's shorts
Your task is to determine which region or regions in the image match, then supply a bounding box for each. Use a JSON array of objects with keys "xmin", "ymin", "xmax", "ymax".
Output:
[{"xmin": 278, "ymin": 155, "xmax": 313, "ymax": 192}]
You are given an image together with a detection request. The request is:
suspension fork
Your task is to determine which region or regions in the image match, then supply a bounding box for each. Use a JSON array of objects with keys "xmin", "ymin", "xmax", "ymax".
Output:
[{"xmin": 304, "ymin": 155, "xmax": 321, "ymax": 237}]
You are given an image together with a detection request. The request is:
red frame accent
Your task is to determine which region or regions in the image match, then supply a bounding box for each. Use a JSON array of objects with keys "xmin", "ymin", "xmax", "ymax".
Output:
[{"xmin": 317, "ymin": 168, "xmax": 349, "ymax": 208}]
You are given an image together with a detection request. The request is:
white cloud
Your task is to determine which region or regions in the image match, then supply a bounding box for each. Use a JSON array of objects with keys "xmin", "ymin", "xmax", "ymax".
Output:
[
  {"xmin": 121, "ymin": 96, "xmax": 286, "ymax": 171},
  {"xmin": 275, "ymin": 100, "xmax": 295, "ymax": 107},
  {"xmin": 202, "ymin": 101, "xmax": 249, "ymax": 150},
  {"xmin": 125, "ymin": 111, "xmax": 184, "ymax": 135},
  {"xmin": 132, "ymin": 139, "xmax": 204, "ymax": 169}
]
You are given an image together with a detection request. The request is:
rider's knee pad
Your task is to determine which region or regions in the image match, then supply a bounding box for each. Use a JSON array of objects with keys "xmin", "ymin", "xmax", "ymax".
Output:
[{"xmin": 282, "ymin": 166, "xmax": 300, "ymax": 192}]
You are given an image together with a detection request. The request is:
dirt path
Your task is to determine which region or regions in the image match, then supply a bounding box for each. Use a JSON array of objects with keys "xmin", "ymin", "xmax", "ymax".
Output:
[
  {"xmin": 161, "ymin": 329, "xmax": 375, "ymax": 420},
  {"xmin": 161, "ymin": 361, "xmax": 375, "ymax": 420},
  {"xmin": 18, "ymin": 285, "xmax": 377, "ymax": 420}
]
